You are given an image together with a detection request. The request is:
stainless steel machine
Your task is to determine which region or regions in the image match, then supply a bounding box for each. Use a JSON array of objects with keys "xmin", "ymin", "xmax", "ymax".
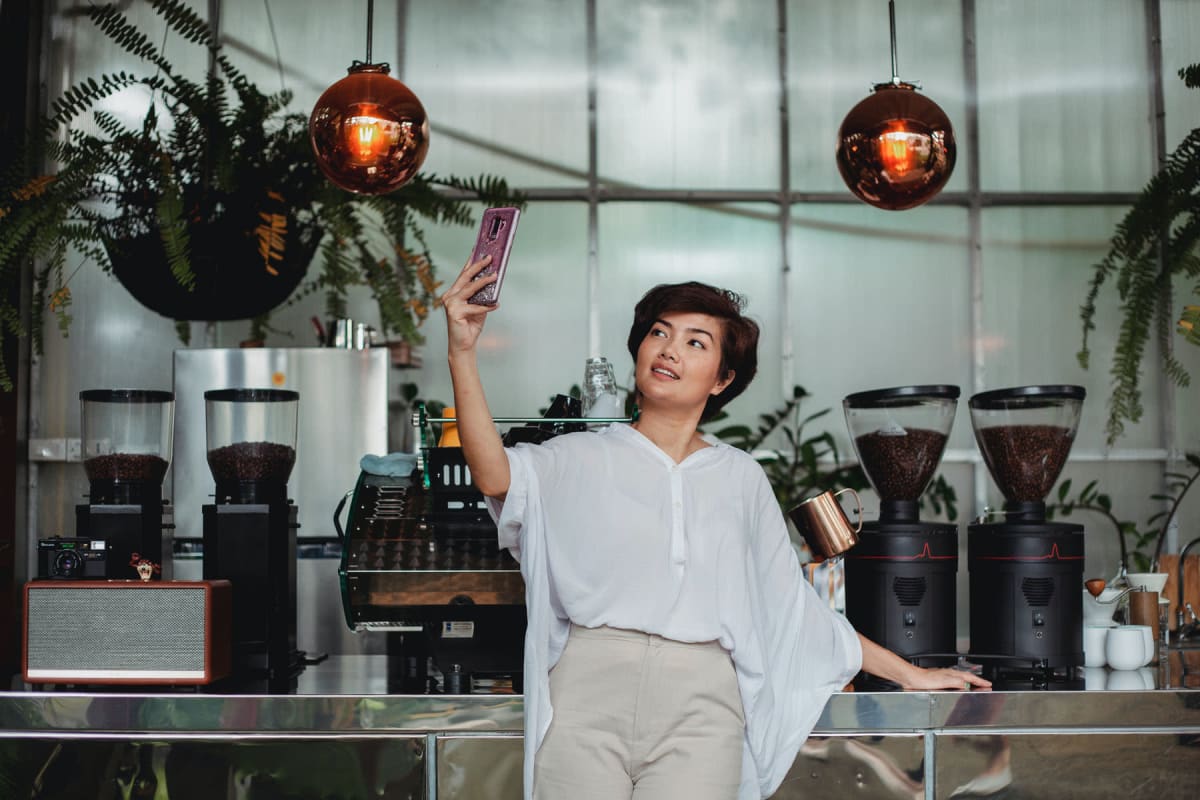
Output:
[
  {"xmin": 172, "ymin": 347, "xmax": 389, "ymax": 662},
  {"xmin": 337, "ymin": 401, "xmax": 616, "ymax": 694}
]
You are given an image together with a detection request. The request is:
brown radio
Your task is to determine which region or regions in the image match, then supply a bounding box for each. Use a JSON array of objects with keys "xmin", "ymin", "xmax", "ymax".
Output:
[{"xmin": 23, "ymin": 579, "xmax": 233, "ymax": 685}]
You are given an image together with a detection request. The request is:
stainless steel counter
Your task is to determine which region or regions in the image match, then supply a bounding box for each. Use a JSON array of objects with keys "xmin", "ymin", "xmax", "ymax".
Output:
[{"xmin": 2, "ymin": 654, "xmax": 1199, "ymax": 799}]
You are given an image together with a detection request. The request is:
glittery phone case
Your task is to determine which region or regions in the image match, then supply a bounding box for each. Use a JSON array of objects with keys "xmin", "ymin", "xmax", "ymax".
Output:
[{"xmin": 467, "ymin": 207, "xmax": 521, "ymax": 305}]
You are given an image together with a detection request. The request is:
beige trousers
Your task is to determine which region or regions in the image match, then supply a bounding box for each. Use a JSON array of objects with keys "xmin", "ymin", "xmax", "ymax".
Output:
[{"xmin": 533, "ymin": 624, "xmax": 745, "ymax": 800}]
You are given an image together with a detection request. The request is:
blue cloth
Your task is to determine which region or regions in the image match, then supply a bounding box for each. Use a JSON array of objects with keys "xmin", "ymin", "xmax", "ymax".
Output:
[{"xmin": 358, "ymin": 452, "xmax": 419, "ymax": 477}]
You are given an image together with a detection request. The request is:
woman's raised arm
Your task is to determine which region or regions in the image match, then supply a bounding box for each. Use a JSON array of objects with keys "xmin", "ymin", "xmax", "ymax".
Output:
[{"xmin": 440, "ymin": 255, "xmax": 511, "ymax": 499}]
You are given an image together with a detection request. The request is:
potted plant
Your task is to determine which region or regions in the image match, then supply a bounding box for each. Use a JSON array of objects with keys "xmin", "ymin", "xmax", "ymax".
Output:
[
  {"xmin": 1077, "ymin": 61, "xmax": 1200, "ymax": 445},
  {"xmin": 0, "ymin": 0, "xmax": 520, "ymax": 390}
]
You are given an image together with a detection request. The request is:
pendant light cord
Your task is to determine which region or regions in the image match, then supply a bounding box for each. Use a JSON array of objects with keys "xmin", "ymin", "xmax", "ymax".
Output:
[
  {"xmin": 889, "ymin": 0, "xmax": 900, "ymax": 84},
  {"xmin": 366, "ymin": 0, "xmax": 374, "ymax": 64}
]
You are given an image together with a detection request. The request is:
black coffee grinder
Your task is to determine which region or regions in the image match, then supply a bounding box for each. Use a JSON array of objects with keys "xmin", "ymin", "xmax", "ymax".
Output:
[
  {"xmin": 201, "ymin": 388, "xmax": 302, "ymax": 683},
  {"xmin": 842, "ymin": 386, "xmax": 960, "ymax": 685},
  {"xmin": 967, "ymin": 385, "xmax": 1086, "ymax": 685},
  {"xmin": 74, "ymin": 389, "xmax": 175, "ymax": 579}
]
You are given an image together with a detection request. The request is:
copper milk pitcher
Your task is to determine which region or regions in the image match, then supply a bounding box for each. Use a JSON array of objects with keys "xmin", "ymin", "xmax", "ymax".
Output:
[{"xmin": 788, "ymin": 489, "xmax": 863, "ymax": 562}]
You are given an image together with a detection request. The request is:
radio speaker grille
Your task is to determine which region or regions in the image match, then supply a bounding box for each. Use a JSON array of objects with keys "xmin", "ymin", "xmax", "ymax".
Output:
[{"xmin": 23, "ymin": 580, "xmax": 231, "ymax": 684}]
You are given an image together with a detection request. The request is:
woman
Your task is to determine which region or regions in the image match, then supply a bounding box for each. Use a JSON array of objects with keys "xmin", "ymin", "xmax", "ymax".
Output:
[{"xmin": 441, "ymin": 256, "xmax": 990, "ymax": 800}]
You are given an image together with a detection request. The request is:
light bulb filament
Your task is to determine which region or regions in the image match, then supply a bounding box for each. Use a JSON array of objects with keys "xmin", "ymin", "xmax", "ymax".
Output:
[
  {"xmin": 346, "ymin": 106, "xmax": 388, "ymax": 164},
  {"xmin": 878, "ymin": 128, "xmax": 915, "ymax": 176}
]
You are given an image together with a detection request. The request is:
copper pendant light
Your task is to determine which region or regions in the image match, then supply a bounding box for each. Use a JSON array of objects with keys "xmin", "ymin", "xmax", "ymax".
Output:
[
  {"xmin": 309, "ymin": 0, "xmax": 429, "ymax": 195},
  {"xmin": 835, "ymin": 0, "xmax": 955, "ymax": 211}
]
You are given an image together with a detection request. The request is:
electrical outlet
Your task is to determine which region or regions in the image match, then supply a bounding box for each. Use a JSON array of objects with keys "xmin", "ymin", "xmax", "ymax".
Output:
[
  {"xmin": 29, "ymin": 439, "xmax": 67, "ymax": 461},
  {"xmin": 66, "ymin": 438, "xmax": 82, "ymax": 462}
]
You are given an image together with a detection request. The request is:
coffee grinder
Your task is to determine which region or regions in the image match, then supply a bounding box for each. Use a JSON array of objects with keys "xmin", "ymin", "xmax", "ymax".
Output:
[
  {"xmin": 967, "ymin": 385, "xmax": 1086, "ymax": 686},
  {"xmin": 201, "ymin": 388, "xmax": 302, "ymax": 682},
  {"xmin": 74, "ymin": 389, "xmax": 175, "ymax": 579},
  {"xmin": 842, "ymin": 386, "xmax": 960, "ymax": 685}
]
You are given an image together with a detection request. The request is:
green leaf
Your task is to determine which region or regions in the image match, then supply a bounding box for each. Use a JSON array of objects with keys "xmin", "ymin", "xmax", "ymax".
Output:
[{"xmin": 1057, "ymin": 480, "xmax": 1071, "ymax": 501}]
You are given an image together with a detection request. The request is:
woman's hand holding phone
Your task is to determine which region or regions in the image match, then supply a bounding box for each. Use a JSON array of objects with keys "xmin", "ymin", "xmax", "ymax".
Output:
[
  {"xmin": 466, "ymin": 207, "xmax": 519, "ymax": 305},
  {"xmin": 441, "ymin": 255, "xmax": 500, "ymax": 356}
]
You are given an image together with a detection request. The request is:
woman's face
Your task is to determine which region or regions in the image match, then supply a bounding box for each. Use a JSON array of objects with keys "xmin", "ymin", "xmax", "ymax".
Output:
[{"xmin": 635, "ymin": 311, "xmax": 733, "ymax": 415}]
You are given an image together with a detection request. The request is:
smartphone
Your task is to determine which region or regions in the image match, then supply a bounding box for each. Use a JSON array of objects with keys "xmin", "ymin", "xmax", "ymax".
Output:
[{"xmin": 467, "ymin": 207, "xmax": 521, "ymax": 305}]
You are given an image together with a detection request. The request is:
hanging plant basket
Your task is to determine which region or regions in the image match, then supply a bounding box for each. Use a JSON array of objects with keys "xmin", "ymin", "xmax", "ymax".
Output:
[{"xmin": 101, "ymin": 211, "xmax": 320, "ymax": 322}]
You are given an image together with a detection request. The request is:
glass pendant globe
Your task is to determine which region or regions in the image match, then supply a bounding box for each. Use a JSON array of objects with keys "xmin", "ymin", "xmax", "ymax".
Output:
[
  {"xmin": 309, "ymin": 63, "xmax": 430, "ymax": 195},
  {"xmin": 835, "ymin": 82, "xmax": 956, "ymax": 211}
]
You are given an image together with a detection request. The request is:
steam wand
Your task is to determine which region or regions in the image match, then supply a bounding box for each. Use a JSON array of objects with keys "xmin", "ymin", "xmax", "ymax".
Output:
[{"xmin": 1175, "ymin": 536, "xmax": 1200, "ymax": 641}]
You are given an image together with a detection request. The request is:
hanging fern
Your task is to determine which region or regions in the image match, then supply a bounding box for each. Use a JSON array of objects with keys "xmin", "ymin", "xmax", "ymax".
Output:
[
  {"xmin": 0, "ymin": 0, "xmax": 523, "ymax": 390},
  {"xmin": 1078, "ymin": 63, "xmax": 1200, "ymax": 445}
]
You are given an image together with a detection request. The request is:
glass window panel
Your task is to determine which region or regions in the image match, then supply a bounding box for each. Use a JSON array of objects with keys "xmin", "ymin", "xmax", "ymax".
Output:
[
  {"xmin": 403, "ymin": 1, "xmax": 588, "ymax": 187},
  {"xmin": 218, "ymin": 0, "xmax": 391, "ymax": 115},
  {"xmin": 787, "ymin": 0, "xmax": 968, "ymax": 195},
  {"xmin": 596, "ymin": 203, "xmax": 783, "ymax": 430},
  {"xmin": 976, "ymin": 0, "xmax": 1154, "ymax": 191},
  {"xmin": 1162, "ymin": 0, "xmax": 1200, "ymax": 154},
  {"xmin": 788, "ymin": 205, "xmax": 973, "ymax": 455},
  {"xmin": 980, "ymin": 207, "xmax": 1163, "ymax": 451},
  {"xmin": 596, "ymin": 0, "xmax": 779, "ymax": 189},
  {"xmin": 1173, "ymin": 346, "xmax": 1200, "ymax": 454},
  {"xmin": 409, "ymin": 203, "xmax": 590, "ymax": 417}
]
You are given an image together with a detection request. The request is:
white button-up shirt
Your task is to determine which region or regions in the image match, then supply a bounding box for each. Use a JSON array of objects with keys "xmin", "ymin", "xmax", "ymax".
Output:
[{"xmin": 488, "ymin": 423, "xmax": 862, "ymax": 800}]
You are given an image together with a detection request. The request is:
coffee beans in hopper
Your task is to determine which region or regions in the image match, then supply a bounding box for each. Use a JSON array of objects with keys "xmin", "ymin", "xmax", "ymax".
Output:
[
  {"xmin": 854, "ymin": 428, "xmax": 948, "ymax": 500},
  {"xmin": 84, "ymin": 453, "xmax": 169, "ymax": 483},
  {"xmin": 977, "ymin": 424, "xmax": 1074, "ymax": 502},
  {"xmin": 207, "ymin": 441, "xmax": 296, "ymax": 482}
]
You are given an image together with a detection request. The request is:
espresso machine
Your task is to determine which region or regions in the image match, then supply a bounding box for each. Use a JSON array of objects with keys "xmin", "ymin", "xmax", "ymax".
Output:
[
  {"xmin": 201, "ymin": 388, "xmax": 303, "ymax": 684},
  {"xmin": 339, "ymin": 402, "xmax": 584, "ymax": 694},
  {"xmin": 842, "ymin": 385, "xmax": 960, "ymax": 687},
  {"xmin": 967, "ymin": 385, "xmax": 1086, "ymax": 688},
  {"xmin": 68, "ymin": 389, "xmax": 175, "ymax": 580}
]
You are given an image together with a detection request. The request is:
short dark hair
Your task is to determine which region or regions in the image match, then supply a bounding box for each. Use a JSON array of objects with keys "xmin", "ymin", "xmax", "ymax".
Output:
[{"xmin": 626, "ymin": 281, "xmax": 759, "ymax": 422}]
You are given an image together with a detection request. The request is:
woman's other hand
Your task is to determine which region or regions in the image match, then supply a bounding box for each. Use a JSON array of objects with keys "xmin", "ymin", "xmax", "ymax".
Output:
[
  {"xmin": 857, "ymin": 633, "xmax": 992, "ymax": 691},
  {"xmin": 901, "ymin": 666, "xmax": 992, "ymax": 692},
  {"xmin": 441, "ymin": 255, "xmax": 499, "ymax": 355}
]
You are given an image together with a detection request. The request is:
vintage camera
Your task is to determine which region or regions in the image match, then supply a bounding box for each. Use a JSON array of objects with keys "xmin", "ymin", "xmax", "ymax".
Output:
[{"xmin": 37, "ymin": 537, "xmax": 107, "ymax": 580}]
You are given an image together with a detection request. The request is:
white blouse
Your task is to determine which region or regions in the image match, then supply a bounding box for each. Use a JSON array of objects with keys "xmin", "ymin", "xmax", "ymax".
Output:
[{"xmin": 487, "ymin": 423, "xmax": 862, "ymax": 800}]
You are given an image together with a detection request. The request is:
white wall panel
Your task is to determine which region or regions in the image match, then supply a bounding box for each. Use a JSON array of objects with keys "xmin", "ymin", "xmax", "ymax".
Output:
[
  {"xmin": 1162, "ymin": 0, "xmax": 1200, "ymax": 154},
  {"xmin": 976, "ymin": 0, "xmax": 1155, "ymax": 191},
  {"xmin": 404, "ymin": 0, "xmax": 588, "ymax": 187},
  {"xmin": 787, "ymin": 204, "xmax": 973, "ymax": 454},
  {"xmin": 596, "ymin": 0, "xmax": 780, "ymax": 189}
]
